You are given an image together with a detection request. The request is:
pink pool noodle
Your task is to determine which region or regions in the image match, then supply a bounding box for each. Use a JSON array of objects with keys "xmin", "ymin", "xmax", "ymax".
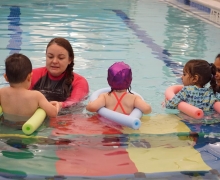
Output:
[{"xmin": 165, "ymin": 85, "xmax": 204, "ymax": 119}]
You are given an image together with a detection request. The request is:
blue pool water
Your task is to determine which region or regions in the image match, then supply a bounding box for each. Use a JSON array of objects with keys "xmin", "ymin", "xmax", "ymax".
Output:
[
  {"xmin": 1, "ymin": 0, "xmax": 220, "ymax": 179},
  {"xmin": 1, "ymin": 0, "xmax": 220, "ymax": 115}
]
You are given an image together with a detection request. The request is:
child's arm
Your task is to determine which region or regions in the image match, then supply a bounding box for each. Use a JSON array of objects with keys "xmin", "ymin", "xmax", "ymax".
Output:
[
  {"xmin": 165, "ymin": 88, "xmax": 186, "ymax": 109},
  {"xmin": 86, "ymin": 94, "xmax": 106, "ymax": 112},
  {"xmin": 134, "ymin": 96, "xmax": 152, "ymax": 114},
  {"xmin": 37, "ymin": 91, "xmax": 58, "ymax": 117},
  {"xmin": 50, "ymin": 101, "xmax": 61, "ymax": 113}
]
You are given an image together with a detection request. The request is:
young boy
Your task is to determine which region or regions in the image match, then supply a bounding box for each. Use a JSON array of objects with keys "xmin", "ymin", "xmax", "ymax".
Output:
[{"xmin": 0, "ymin": 53, "xmax": 59, "ymax": 128}]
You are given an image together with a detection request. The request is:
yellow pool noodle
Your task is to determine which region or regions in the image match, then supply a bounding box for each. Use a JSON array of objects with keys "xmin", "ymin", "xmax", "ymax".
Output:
[
  {"xmin": 22, "ymin": 108, "xmax": 46, "ymax": 135},
  {"xmin": 0, "ymin": 106, "xmax": 46, "ymax": 135},
  {"xmin": 0, "ymin": 106, "xmax": 2, "ymax": 115}
]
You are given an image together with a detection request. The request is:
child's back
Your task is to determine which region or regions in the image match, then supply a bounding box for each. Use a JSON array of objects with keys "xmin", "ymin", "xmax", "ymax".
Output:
[
  {"xmin": 86, "ymin": 62, "xmax": 151, "ymax": 114},
  {"xmin": 100, "ymin": 91, "xmax": 149, "ymax": 114},
  {"xmin": 0, "ymin": 53, "xmax": 58, "ymax": 128},
  {"xmin": 0, "ymin": 87, "xmax": 55, "ymax": 118}
]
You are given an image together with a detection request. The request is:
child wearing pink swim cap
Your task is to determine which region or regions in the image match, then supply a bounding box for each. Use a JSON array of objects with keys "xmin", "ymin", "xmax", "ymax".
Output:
[{"xmin": 86, "ymin": 62, "xmax": 151, "ymax": 115}]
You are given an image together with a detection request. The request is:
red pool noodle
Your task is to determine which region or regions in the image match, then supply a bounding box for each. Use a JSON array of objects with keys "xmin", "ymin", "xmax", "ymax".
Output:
[
  {"xmin": 165, "ymin": 85, "xmax": 183, "ymax": 100},
  {"xmin": 165, "ymin": 85, "xmax": 204, "ymax": 119},
  {"xmin": 177, "ymin": 102, "xmax": 204, "ymax": 119}
]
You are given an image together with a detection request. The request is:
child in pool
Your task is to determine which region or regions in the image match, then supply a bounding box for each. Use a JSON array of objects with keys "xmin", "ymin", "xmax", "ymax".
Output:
[
  {"xmin": 166, "ymin": 59, "xmax": 218, "ymax": 111},
  {"xmin": 0, "ymin": 53, "xmax": 59, "ymax": 129},
  {"xmin": 86, "ymin": 61, "xmax": 152, "ymax": 114}
]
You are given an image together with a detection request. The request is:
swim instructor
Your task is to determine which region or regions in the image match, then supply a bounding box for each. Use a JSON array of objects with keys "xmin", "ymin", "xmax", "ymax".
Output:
[{"xmin": 30, "ymin": 37, "xmax": 89, "ymax": 111}]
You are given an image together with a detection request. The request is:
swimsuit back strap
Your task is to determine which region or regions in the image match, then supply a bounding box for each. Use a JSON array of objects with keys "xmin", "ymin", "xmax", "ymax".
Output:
[{"xmin": 112, "ymin": 91, "xmax": 127, "ymax": 114}]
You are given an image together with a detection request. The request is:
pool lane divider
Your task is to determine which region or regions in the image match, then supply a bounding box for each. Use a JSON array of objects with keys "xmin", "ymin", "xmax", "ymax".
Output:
[{"xmin": 6, "ymin": 6, "xmax": 22, "ymax": 54}]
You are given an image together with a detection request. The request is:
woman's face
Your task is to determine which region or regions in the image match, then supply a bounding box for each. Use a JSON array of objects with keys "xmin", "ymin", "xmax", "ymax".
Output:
[
  {"xmin": 46, "ymin": 43, "xmax": 71, "ymax": 77},
  {"xmin": 214, "ymin": 58, "xmax": 220, "ymax": 86}
]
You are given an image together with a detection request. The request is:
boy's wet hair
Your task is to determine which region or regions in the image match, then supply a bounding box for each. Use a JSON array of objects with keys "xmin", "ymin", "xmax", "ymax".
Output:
[
  {"xmin": 5, "ymin": 53, "xmax": 32, "ymax": 83},
  {"xmin": 184, "ymin": 59, "xmax": 217, "ymax": 93}
]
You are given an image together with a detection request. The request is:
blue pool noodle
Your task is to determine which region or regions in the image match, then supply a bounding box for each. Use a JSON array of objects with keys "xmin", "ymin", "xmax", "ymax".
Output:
[{"xmin": 89, "ymin": 87, "xmax": 142, "ymax": 129}]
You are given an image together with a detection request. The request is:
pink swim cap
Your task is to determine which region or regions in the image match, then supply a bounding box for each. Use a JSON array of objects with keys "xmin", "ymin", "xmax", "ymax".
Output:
[{"xmin": 107, "ymin": 61, "xmax": 132, "ymax": 90}]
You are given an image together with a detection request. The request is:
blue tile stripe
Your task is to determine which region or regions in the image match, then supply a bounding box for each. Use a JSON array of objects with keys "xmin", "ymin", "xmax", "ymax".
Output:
[
  {"xmin": 111, "ymin": 10, "xmax": 183, "ymax": 76},
  {"xmin": 191, "ymin": 2, "xmax": 211, "ymax": 13},
  {"xmin": 177, "ymin": 0, "xmax": 211, "ymax": 13},
  {"xmin": 6, "ymin": 6, "xmax": 22, "ymax": 54}
]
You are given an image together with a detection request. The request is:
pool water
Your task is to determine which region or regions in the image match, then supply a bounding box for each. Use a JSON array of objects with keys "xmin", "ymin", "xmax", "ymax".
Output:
[{"xmin": 1, "ymin": 0, "xmax": 220, "ymax": 179}]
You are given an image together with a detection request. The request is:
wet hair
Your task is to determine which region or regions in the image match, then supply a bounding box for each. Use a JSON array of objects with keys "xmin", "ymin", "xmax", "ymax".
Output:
[
  {"xmin": 184, "ymin": 59, "xmax": 217, "ymax": 93},
  {"xmin": 108, "ymin": 86, "xmax": 133, "ymax": 94},
  {"xmin": 215, "ymin": 53, "xmax": 220, "ymax": 59},
  {"xmin": 46, "ymin": 37, "xmax": 74, "ymax": 97},
  {"xmin": 107, "ymin": 61, "xmax": 133, "ymax": 94},
  {"xmin": 5, "ymin": 53, "xmax": 32, "ymax": 83}
]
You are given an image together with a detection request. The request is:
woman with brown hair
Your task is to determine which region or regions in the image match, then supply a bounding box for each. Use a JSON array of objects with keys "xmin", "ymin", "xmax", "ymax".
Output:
[{"xmin": 30, "ymin": 37, "xmax": 89, "ymax": 111}]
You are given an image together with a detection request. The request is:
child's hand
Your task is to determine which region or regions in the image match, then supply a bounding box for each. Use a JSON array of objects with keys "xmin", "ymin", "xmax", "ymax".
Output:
[
  {"xmin": 50, "ymin": 101, "xmax": 61, "ymax": 113},
  {"xmin": 161, "ymin": 98, "xmax": 168, "ymax": 108}
]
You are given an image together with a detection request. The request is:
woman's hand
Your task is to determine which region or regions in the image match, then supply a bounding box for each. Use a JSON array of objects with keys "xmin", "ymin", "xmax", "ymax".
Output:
[{"xmin": 50, "ymin": 101, "xmax": 61, "ymax": 113}]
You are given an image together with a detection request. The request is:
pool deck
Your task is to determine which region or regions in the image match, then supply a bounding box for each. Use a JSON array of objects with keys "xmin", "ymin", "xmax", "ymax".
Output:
[{"xmin": 165, "ymin": 0, "xmax": 220, "ymax": 28}]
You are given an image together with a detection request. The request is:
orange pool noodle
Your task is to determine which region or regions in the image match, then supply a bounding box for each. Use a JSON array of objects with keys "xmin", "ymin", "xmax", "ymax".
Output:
[{"xmin": 165, "ymin": 85, "xmax": 204, "ymax": 119}]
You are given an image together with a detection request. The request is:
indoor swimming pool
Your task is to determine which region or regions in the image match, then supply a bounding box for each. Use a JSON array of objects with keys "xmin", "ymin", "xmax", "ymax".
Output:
[{"xmin": 0, "ymin": 0, "xmax": 220, "ymax": 179}]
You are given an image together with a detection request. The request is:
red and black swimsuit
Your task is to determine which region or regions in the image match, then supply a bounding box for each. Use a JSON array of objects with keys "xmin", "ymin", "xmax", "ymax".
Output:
[
  {"xmin": 30, "ymin": 67, "xmax": 89, "ymax": 108},
  {"xmin": 32, "ymin": 72, "xmax": 71, "ymax": 102}
]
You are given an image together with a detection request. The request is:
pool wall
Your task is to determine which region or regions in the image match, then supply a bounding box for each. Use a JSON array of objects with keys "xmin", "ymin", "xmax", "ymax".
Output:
[{"xmin": 174, "ymin": 0, "xmax": 220, "ymax": 25}]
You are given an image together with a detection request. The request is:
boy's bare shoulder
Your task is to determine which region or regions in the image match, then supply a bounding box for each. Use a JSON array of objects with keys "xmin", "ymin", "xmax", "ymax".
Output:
[
  {"xmin": 0, "ymin": 87, "xmax": 12, "ymax": 94},
  {"xmin": 0, "ymin": 87, "xmax": 9, "ymax": 91},
  {"xmin": 29, "ymin": 90, "xmax": 43, "ymax": 96}
]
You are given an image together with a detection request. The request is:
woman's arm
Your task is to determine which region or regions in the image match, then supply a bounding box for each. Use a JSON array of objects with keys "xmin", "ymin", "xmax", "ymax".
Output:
[{"xmin": 61, "ymin": 73, "xmax": 89, "ymax": 108}]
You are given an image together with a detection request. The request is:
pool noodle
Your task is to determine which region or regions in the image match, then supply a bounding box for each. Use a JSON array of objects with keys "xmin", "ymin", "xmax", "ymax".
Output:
[
  {"xmin": 0, "ymin": 106, "xmax": 2, "ymax": 116},
  {"xmin": 165, "ymin": 85, "xmax": 183, "ymax": 100},
  {"xmin": 89, "ymin": 87, "xmax": 142, "ymax": 129},
  {"xmin": 22, "ymin": 108, "xmax": 46, "ymax": 135},
  {"xmin": 177, "ymin": 102, "xmax": 204, "ymax": 119},
  {"xmin": 0, "ymin": 106, "xmax": 46, "ymax": 135},
  {"xmin": 165, "ymin": 85, "xmax": 204, "ymax": 119}
]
